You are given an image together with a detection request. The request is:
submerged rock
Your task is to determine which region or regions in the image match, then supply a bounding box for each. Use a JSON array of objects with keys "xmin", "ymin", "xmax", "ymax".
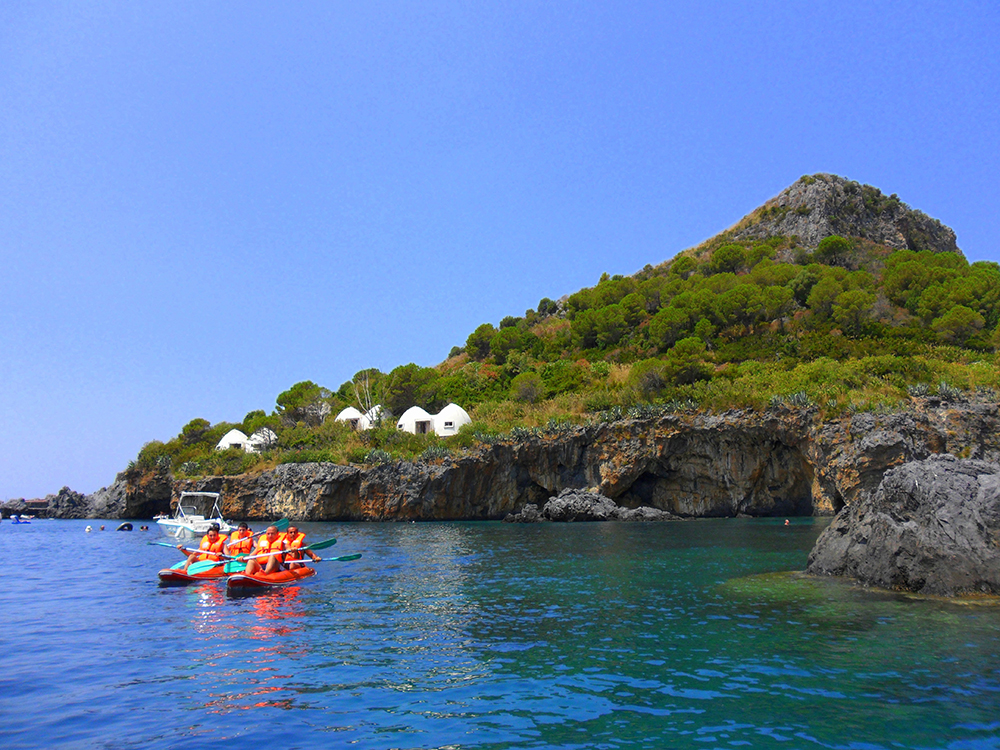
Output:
[{"xmin": 806, "ymin": 455, "xmax": 1000, "ymax": 596}]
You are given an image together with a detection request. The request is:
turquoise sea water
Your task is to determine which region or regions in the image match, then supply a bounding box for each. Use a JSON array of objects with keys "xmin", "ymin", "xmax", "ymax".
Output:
[{"xmin": 1, "ymin": 518, "xmax": 998, "ymax": 750}]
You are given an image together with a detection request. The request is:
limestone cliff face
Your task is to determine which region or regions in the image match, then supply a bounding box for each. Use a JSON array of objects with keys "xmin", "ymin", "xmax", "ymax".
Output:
[{"xmin": 160, "ymin": 401, "xmax": 999, "ymax": 522}]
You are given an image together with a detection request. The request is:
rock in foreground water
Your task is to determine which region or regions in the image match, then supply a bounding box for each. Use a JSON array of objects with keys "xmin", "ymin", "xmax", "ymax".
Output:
[{"xmin": 806, "ymin": 455, "xmax": 1000, "ymax": 596}]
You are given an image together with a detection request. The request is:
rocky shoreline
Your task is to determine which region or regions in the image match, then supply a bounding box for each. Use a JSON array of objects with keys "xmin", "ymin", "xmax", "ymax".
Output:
[{"xmin": 7, "ymin": 401, "xmax": 998, "ymax": 524}]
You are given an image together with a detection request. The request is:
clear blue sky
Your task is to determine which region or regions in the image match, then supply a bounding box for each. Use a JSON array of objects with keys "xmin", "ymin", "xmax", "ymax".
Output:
[{"xmin": 2, "ymin": 1, "xmax": 997, "ymax": 500}]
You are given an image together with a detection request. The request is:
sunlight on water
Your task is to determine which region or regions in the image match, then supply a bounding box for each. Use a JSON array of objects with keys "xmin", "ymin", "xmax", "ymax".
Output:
[{"xmin": 1, "ymin": 518, "xmax": 998, "ymax": 749}]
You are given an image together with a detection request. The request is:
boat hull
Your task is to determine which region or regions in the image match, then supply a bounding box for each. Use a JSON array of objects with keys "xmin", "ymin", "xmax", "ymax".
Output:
[
  {"xmin": 156, "ymin": 492, "xmax": 234, "ymax": 539},
  {"xmin": 157, "ymin": 564, "xmax": 229, "ymax": 585},
  {"xmin": 227, "ymin": 567, "xmax": 316, "ymax": 591}
]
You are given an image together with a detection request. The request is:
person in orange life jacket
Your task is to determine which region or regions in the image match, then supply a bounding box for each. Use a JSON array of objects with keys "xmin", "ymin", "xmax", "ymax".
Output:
[
  {"xmin": 283, "ymin": 525, "xmax": 322, "ymax": 569},
  {"xmin": 245, "ymin": 525, "xmax": 287, "ymax": 575},
  {"xmin": 226, "ymin": 522, "xmax": 254, "ymax": 556},
  {"xmin": 178, "ymin": 523, "xmax": 226, "ymax": 572}
]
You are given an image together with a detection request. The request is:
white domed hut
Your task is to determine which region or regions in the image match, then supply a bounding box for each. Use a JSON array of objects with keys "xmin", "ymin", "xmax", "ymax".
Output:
[
  {"xmin": 434, "ymin": 403, "xmax": 472, "ymax": 436},
  {"xmin": 216, "ymin": 428, "xmax": 250, "ymax": 451},
  {"xmin": 335, "ymin": 406, "xmax": 364, "ymax": 430},
  {"xmin": 359, "ymin": 405, "xmax": 389, "ymax": 430},
  {"xmin": 247, "ymin": 427, "xmax": 278, "ymax": 452},
  {"xmin": 396, "ymin": 406, "xmax": 434, "ymax": 435}
]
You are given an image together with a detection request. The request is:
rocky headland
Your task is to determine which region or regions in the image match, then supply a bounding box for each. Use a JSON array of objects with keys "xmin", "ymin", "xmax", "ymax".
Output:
[{"xmin": 9, "ymin": 400, "xmax": 998, "ymax": 526}]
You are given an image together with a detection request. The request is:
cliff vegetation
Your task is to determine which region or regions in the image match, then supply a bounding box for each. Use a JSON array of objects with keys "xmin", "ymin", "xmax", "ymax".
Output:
[{"xmin": 129, "ymin": 174, "xmax": 999, "ymax": 481}]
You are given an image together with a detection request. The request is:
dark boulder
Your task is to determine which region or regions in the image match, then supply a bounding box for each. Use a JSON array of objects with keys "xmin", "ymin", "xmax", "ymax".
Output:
[
  {"xmin": 504, "ymin": 488, "xmax": 676, "ymax": 523},
  {"xmin": 806, "ymin": 455, "xmax": 1000, "ymax": 596},
  {"xmin": 543, "ymin": 488, "xmax": 619, "ymax": 521}
]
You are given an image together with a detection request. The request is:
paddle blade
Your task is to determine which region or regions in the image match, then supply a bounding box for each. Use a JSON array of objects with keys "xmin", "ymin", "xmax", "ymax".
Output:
[
  {"xmin": 188, "ymin": 560, "xmax": 223, "ymax": 575},
  {"xmin": 274, "ymin": 518, "xmax": 290, "ymax": 531},
  {"xmin": 223, "ymin": 561, "xmax": 245, "ymax": 574},
  {"xmin": 303, "ymin": 537, "xmax": 337, "ymax": 552},
  {"xmin": 321, "ymin": 553, "xmax": 361, "ymax": 562}
]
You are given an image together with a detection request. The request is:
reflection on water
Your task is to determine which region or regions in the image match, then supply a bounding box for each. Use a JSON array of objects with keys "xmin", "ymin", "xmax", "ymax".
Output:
[{"xmin": 195, "ymin": 586, "xmax": 312, "ymax": 713}]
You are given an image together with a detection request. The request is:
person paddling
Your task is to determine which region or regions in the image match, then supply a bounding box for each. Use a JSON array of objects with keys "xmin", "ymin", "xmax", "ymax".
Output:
[
  {"xmin": 245, "ymin": 525, "xmax": 287, "ymax": 575},
  {"xmin": 283, "ymin": 525, "xmax": 322, "ymax": 569},
  {"xmin": 178, "ymin": 523, "xmax": 226, "ymax": 573},
  {"xmin": 226, "ymin": 522, "xmax": 254, "ymax": 557}
]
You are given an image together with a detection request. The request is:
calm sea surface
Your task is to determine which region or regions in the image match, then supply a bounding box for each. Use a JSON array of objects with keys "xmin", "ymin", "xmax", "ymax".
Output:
[{"xmin": 1, "ymin": 518, "xmax": 998, "ymax": 750}]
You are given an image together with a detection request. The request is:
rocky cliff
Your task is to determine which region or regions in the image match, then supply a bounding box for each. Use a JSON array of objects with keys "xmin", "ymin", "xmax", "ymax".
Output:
[
  {"xmin": 17, "ymin": 401, "xmax": 997, "ymax": 522},
  {"xmin": 162, "ymin": 401, "xmax": 998, "ymax": 522}
]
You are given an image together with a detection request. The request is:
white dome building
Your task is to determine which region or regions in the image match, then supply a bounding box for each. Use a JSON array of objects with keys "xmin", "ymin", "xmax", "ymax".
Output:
[
  {"xmin": 396, "ymin": 406, "xmax": 435, "ymax": 435},
  {"xmin": 335, "ymin": 406, "xmax": 364, "ymax": 430},
  {"xmin": 216, "ymin": 428, "xmax": 250, "ymax": 451},
  {"xmin": 359, "ymin": 405, "xmax": 389, "ymax": 430},
  {"xmin": 434, "ymin": 403, "xmax": 472, "ymax": 436},
  {"xmin": 247, "ymin": 427, "xmax": 278, "ymax": 452}
]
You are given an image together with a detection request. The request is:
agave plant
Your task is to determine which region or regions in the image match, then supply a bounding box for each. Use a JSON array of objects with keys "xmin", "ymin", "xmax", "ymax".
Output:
[
  {"xmin": 364, "ymin": 449, "xmax": 393, "ymax": 465},
  {"xmin": 937, "ymin": 381, "xmax": 965, "ymax": 402},
  {"xmin": 418, "ymin": 446, "xmax": 451, "ymax": 462}
]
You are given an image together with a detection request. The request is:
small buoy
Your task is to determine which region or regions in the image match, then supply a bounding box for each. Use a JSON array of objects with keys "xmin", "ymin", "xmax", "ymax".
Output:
[
  {"xmin": 784, "ymin": 519, "xmax": 790, "ymax": 526},
  {"xmin": 85, "ymin": 525, "xmax": 92, "ymax": 532}
]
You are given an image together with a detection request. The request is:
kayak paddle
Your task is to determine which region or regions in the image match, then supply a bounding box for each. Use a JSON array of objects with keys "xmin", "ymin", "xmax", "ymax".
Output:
[
  {"xmin": 302, "ymin": 536, "xmax": 339, "ymax": 552},
  {"xmin": 238, "ymin": 536, "xmax": 338, "ymax": 563},
  {"xmin": 191, "ymin": 551, "xmax": 361, "ymax": 575},
  {"xmin": 149, "ymin": 541, "xmax": 208, "ymax": 555},
  {"xmin": 244, "ymin": 518, "xmax": 290, "ymax": 539},
  {"xmin": 218, "ymin": 552, "xmax": 360, "ymax": 573},
  {"xmin": 316, "ymin": 553, "xmax": 362, "ymax": 562},
  {"xmin": 187, "ymin": 559, "xmax": 237, "ymax": 575}
]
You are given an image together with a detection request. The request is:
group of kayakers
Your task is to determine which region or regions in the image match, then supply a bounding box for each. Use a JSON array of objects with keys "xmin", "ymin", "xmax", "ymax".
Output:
[{"xmin": 177, "ymin": 522, "xmax": 321, "ymax": 574}]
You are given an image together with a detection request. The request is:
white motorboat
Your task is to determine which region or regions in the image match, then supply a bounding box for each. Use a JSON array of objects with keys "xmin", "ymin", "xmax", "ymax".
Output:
[{"xmin": 155, "ymin": 492, "xmax": 234, "ymax": 540}]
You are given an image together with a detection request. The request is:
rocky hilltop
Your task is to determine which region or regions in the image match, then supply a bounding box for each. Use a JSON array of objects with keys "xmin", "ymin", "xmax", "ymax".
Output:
[
  {"xmin": 21, "ymin": 400, "xmax": 994, "ymax": 522},
  {"xmin": 727, "ymin": 173, "xmax": 958, "ymax": 253}
]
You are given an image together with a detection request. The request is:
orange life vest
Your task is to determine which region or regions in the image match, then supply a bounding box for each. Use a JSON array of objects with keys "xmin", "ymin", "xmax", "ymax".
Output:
[
  {"xmin": 256, "ymin": 535, "xmax": 286, "ymax": 560},
  {"xmin": 197, "ymin": 534, "xmax": 226, "ymax": 562},
  {"xmin": 227, "ymin": 529, "xmax": 254, "ymax": 555},
  {"xmin": 285, "ymin": 532, "xmax": 307, "ymax": 561}
]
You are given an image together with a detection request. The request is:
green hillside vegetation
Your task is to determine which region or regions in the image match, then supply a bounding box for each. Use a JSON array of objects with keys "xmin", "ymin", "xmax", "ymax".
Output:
[{"xmin": 132, "ymin": 176, "xmax": 1000, "ymax": 480}]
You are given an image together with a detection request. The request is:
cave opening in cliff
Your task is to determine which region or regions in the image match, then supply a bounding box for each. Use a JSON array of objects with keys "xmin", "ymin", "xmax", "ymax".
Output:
[{"xmin": 619, "ymin": 472, "xmax": 659, "ymax": 509}]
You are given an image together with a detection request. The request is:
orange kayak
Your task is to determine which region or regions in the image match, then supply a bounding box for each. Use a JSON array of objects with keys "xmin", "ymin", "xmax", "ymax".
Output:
[
  {"xmin": 226, "ymin": 566, "xmax": 316, "ymax": 591},
  {"xmin": 157, "ymin": 563, "xmax": 229, "ymax": 585}
]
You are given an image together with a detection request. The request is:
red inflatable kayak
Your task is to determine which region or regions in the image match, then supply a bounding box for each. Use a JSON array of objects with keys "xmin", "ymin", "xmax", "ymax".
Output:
[
  {"xmin": 226, "ymin": 566, "xmax": 316, "ymax": 591},
  {"xmin": 157, "ymin": 563, "xmax": 229, "ymax": 585}
]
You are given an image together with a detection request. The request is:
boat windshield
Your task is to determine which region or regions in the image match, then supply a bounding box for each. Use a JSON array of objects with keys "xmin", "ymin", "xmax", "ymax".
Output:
[{"xmin": 176, "ymin": 493, "xmax": 224, "ymax": 520}]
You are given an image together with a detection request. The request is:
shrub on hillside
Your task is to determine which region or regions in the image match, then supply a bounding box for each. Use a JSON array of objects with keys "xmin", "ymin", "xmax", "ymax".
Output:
[{"xmin": 510, "ymin": 371, "xmax": 544, "ymax": 403}]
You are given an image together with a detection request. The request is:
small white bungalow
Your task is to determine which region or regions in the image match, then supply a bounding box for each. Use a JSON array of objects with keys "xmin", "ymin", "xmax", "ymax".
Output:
[
  {"xmin": 247, "ymin": 427, "xmax": 278, "ymax": 452},
  {"xmin": 434, "ymin": 403, "xmax": 472, "ymax": 436},
  {"xmin": 396, "ymin": 406, "xmax": 435, "ymax": 435},
  {"xmin": 216, "ymin": 428, "xmax": 250, "ymax": 451},
  {"xmin": 359, "ymin": 405, "xmax": 389, "ymax": 430},
  {"xmin": 334, "ymin": 406, "xmax": 365, "ymax": 430}
]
